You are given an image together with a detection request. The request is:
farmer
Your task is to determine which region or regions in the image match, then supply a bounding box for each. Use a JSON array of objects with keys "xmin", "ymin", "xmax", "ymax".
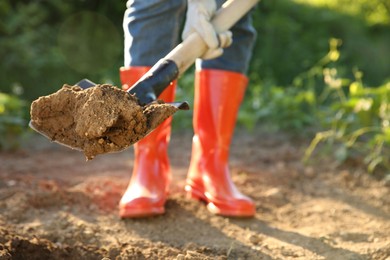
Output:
[{"xmin": 119, "ymin": 0, "xmax": 257, "ymax": 218}]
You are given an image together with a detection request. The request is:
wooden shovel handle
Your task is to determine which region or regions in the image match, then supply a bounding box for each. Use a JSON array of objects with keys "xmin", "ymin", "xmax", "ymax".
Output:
[{"xmin": 165, "ymin": 0, "xmax": 259, "ymax": 74}]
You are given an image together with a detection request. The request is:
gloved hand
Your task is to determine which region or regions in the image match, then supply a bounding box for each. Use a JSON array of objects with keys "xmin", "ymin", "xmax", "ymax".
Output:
[{"xmin": 182, "ymin": 0, "xmax": 233, "ymax": 60}]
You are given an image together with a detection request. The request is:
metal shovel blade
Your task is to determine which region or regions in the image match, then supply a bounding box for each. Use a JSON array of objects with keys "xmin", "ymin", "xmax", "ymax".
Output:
[{"xmin": 29, "ymin": 120, "xmax": 82, "ymax": 151}]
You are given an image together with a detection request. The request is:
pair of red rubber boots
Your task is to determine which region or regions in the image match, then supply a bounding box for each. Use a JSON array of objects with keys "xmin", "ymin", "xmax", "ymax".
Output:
[{"xmin": 119, "ymin": 67, "xmax": 255, "ymax": 218}]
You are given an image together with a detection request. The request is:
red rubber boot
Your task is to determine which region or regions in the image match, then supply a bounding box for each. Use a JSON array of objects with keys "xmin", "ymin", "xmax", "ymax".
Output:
[
  {"xmin": 119, "ymin": 67, "xmax": 176, "ymax": 218},
  {"xmin": 185, "ymin": 69, "xmax": 255, "ymax": 217}
]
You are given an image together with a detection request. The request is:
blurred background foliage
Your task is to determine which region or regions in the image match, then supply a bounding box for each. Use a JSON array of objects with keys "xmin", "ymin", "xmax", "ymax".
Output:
[{"xmin": 0, "ymin": 0, "xmax": 389, "ymax": 173}]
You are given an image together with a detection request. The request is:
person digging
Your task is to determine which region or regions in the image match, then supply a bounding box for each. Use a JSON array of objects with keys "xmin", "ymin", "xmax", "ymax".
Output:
[{"xmin": 118, "ymin": 0, "xmax": 257, "ymax": 218}]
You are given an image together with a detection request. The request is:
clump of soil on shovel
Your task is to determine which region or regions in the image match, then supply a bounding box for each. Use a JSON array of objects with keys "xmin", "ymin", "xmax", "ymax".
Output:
[{"xmin": 30, "ymin": 84, "xmax": 177, "ymax": 160}]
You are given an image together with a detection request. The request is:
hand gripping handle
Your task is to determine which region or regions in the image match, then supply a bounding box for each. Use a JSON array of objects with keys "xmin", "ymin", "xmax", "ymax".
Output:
[{"xmin": 129, "ymin": 0, "xmax": 259, "ymax": 104}]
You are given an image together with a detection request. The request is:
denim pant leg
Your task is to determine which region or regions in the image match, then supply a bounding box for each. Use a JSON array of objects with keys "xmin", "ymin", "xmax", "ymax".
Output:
[
  {"xmin": 197, "ymin": 0, "xmax": 257, "ymax": 75},
  {"xmin": 123, "ymin": 0, "xmax": 186, "ymax": 67}
]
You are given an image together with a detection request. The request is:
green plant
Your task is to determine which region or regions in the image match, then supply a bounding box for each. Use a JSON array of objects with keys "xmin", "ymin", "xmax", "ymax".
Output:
[
  {"xmin": 305, "ymin": 79, "xmax": 390, "ymax": 173},
  {"xmin": 246, "ymin": 35, "xmax": 390, "ymax": 174},
  {"xmin": 0, "ymin": 92, "xmax": 29, "ymax": 150},
  {"xmin": 239, "ymin": 38, "xmax": 343, "ymax": 131},
  {"xmin": 303, "ymin": 40, "xmax": 390, "ymax": 173},
  {"xmin": 238, "ymin": 82, "xmax": 317, "ymax": 131},
  {"xmin": 251, "ymin": 0, "xmax": 390, "ymax": 88}
]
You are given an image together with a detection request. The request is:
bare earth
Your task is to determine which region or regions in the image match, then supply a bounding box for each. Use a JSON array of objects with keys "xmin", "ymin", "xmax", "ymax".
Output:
[{"xmin": 0, "ymin": 129, "xmax": 389, "ymax": 260}]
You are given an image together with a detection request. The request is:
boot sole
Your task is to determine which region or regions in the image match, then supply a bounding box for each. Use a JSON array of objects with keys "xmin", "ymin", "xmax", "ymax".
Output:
[
  {"xmin": 185, "ymin": 183, "xmax": 255, "ymax": 217},
  {"xmin": 119, "ymin": 206, "xmax": 165, "ymax": 218}
]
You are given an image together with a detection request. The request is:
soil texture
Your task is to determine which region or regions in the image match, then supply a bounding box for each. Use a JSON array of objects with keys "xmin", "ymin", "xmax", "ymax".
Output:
[
  {"xmin": 30, "ymin": 84, "xmax": 177, "ymax": 160},
  {"xmin": 0, "ymin": 130, "xmax": 389, "ymax": 259}
]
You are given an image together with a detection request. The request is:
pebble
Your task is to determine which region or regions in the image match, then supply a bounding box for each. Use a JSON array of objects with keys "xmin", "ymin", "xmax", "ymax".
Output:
[
  {"xmin": 6, "ymin": 180, "xmax": 16, "ymax": 187},
  {"xmin": 263, "ymin": 188, "xmax": 282, "ymax": 199},
  {"xmin": 176, "ymin": 254, "xmax": 185, "ymax": 260},
  {"xmin": 248, "ymin": 234, "xmax": 262, "ymax": 245}
]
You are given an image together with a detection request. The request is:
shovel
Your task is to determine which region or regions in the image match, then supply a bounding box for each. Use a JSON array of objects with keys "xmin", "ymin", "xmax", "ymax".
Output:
[{"xmin": 30, "ymin": 0, "xmax": 259, "ymax": 159}]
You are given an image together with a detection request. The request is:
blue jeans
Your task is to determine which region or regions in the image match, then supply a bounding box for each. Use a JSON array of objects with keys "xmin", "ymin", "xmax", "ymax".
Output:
[{"xmin": 123, "ymin": 0, "xmax": 257, "ymax": 74}]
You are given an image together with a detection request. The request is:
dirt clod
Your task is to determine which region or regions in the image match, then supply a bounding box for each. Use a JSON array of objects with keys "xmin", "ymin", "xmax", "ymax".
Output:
[{"xmin": 30, "ymin": 84, "xmax": 177, "ymax": 160}]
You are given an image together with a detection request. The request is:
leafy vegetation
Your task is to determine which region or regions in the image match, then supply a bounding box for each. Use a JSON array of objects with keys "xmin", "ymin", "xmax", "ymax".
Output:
[
  {"xmin": 305, "ymin": 78, "xmax": 390, "ymax": 173},
  {"xmin": 0, "ymin": 91, "xmax": 29, "ymax": 150},
  {"xmin": 293, "ymin": 0, "xmax": 390, "ymax": 25},
  {"xmin": 300, "ymin": 39, "xmax": 390, "ymax": 173}
]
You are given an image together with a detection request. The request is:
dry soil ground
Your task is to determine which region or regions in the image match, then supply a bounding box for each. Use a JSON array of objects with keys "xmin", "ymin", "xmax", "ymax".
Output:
[{"xmin": 0, "ymin": 129, "xmax": 389, "ymax": 260}]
